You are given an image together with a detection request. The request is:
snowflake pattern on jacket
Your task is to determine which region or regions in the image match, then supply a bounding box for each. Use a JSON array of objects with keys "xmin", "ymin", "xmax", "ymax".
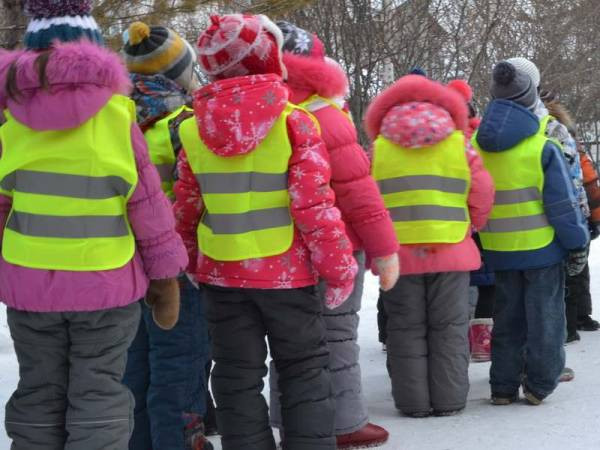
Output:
[{"xmin": 174, "ymin": 74, "xmax": 357, "ymax": 308}]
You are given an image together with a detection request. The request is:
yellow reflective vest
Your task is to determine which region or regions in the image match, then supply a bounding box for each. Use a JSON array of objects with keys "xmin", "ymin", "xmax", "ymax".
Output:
[
  {"xmin": 372, "ymin": 131, "xmax": 471, "ymax": 244},
  {"xmin": 144, "ymin": 106, "xmax": 191, "ymax": 200},
  {"xmin": 0, "ymin": 94, "xmax": 138, "ymax": 271},
  {"xmin": 473, "ymin": 116, "xmax": 555, "ymax": 252},
  {"xmin": 179, "ymin": 104, "xmax": 299, "ymax": 261}
]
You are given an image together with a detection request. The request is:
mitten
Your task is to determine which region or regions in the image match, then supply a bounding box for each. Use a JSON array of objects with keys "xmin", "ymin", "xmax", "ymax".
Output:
[
  {"xmin": 566, "ymin": 248, "xmax": 589, "ymax": 277},
  {"xmin": 373, "ymin": 253, "xmax": 400, "ymax": 291},
  {"xmin": 588, "ymin": 221, "xmax": 600, "ymax": 241},
  {"xmin": 145, "ymin": 278, "xmax": 180, "ymax": 330},
  {"xmin": 324, "ymin": 279, "xmax": 356, "ymax": 310}
]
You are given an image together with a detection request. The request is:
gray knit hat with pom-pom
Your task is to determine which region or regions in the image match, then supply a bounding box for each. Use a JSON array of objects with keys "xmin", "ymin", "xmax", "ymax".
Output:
[{"xmin": 490, "ymin": 61, "xmax": 538, "ymax": 110}]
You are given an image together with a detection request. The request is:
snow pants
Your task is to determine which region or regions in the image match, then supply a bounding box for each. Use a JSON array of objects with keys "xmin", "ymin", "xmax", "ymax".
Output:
[
  {"xmin": 270, "ymin": 253, "xmax": 367, "ymax": 435},
  {"xmin": 382, "ymin": 272, "xmax": 470, "ymax": 414},
  {"xmin": 490, "ymin": 264, "xmax": 566, "ymax": 400},
  {"xmin": 5, "ymin": 302, "xmax": 140, "ymax": 450},
  {"xmin": 565, "ymin": 263, "xmax": 592, "ymax": 335},
  {"xmin": 123, "ymin": 276, "xmax": 211, "ymax": 450},
  {"xmin": 204, "ymin": 284, "xmax": 335, "ymax": 450}
]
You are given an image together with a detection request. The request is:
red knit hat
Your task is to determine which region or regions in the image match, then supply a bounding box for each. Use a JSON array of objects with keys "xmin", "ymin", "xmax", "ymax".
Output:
[{"xmin": 197, "ymin": 14, "xmax": 286, "ymax": 80}]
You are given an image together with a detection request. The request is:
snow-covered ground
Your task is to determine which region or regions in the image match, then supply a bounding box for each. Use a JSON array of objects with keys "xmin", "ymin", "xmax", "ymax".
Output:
[{"xmin": 1, "ymin": 244, "xmax": 600, "ymax": 449}]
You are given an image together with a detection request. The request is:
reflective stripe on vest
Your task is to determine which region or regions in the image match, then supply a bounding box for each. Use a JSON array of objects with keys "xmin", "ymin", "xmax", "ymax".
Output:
[
  {"xmin": 299, "ymin": 94, "xmax": 353, "ymax": 124},
  {"xmin": 473, "ymin": 115, "xmax": 555, "ymax": 252},
  {"xmin": 372, "ymin": 131, "xmax": 471, "ymax": 245},
  {"xmin": 179, "ymin": 103, "xmax": 301, "ymax": 261},
  {"xmin": 0, "ymin": 95, "xmax": 138, "ymax": 271},
  {"xmin": 144, "ymin": 106, "xmax": 190, "ymax": 199}
]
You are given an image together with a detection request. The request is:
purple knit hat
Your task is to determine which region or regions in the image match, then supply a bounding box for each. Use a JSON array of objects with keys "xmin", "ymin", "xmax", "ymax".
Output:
[{"xmin": 23, "ymin": 0, "xmax": 103, "ymax": 50}]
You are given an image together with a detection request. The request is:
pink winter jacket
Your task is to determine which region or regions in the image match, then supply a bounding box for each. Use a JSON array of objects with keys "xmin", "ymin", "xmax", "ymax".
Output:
[
  {"xmin": 283, "ymin": 53, "xmax": 398, "ymax": 263},
  {"xmin": 174, "ymin": 74, "xmax": 357, "ymax": 307},
  {"xmin": 0, "ymin": 42, "xmax": 188, "ymax": 312},
  {"xmin": 364, "ymin": 75, "xmax": 494, "ymax": 275}
]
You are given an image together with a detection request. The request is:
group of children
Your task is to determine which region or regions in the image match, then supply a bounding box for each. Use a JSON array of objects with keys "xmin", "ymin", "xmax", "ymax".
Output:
[{"xmin": 0, "ymin": 1, "xmax": 592, "ymax": 449}]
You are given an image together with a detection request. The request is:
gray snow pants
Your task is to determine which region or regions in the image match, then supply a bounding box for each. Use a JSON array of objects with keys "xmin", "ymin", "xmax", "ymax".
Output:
[
  {"xmin": 5, "ymin": 302, "xmax": 141, "ymax": 450},
  {"xmin": 204, "ymin": 284, "xmax": 335, "ymax": 450},
  {"xmin": 270, "ymin": 253, "xmax": 367, "ymax": 435},
  {"xmin": 382, "ymin": 272, "xmax": 470, "ymax": 415}
]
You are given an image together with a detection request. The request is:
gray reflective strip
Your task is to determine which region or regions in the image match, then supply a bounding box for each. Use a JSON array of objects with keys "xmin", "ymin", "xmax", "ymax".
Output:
[
  {"xmin": 378, "ymin": 175, "xmax": 467, "ymax": 195},
  {"xmin": 202, "ymin": 207, "xmax": 291, "ymax": 234},
  {"xmin": 196, "ymin": 172, "xmax": 288, "ymax": 194},
  {"xmin": 1, "ymin": 170, "xmax": 131, "ymax": 199},
  {"xmin": 389, "ymin": 205, "xmax": 467, "ymax": 222},
  {"xmin": 483, "ymin": 214, "xmax": 549, "ymax": 233},
  {"xmin": 7, "ymin": 211, "xmax": 129, "ymax": 238},
  {"xmin": 154, "ymin": 164, "xmax": 174, "ymax": 183},
  {"xmin": 495, "ymin": 187, "xmax": 541, "ymax": 205}
]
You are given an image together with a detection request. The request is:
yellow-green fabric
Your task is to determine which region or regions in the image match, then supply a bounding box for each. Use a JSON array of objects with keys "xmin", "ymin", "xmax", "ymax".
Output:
[
  {"xmin": 472, "ymin": 115, "xmax": 555, "ymax": 251},
  {"xmin": 299, "ymin": 94, "xmax": 353, "ymax": 124},
  {"xmin": 179, "ymin": 104, "xmax": 298, "ymax": 261},
  {"xmin": 372, "ymin": 131, "xmax": 471, "ymax": 244},
  {"xmin": 145, "ymin": 105, "xmax": 190, "ymax": 199},
  {"xmin": 0, "ymin": 95, "xmax": 138, "ymax": 271}
]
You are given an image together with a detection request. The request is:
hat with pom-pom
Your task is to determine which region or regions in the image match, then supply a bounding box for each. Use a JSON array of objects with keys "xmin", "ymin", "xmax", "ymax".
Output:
[
  {"xmin": 276, "ymin": 21, "xmax": 325, "ymax": 60},
  {"xmin": 506, "ymin": 57, "xmax": 540, "ymax": 87},
  {"xmin": 23, "ymin": 0, "xmax": 103, "ymax": 50},
  {"xmin": 123, "ymin": 22, "xmax": 200, "ymax": 93},
  {"xmin": 197, "ymin": 14, "xmax": 286, "ymax": 80},
  {"xmin": 490, "ymin": 61, "xmax": 538, "ymax": 110}
]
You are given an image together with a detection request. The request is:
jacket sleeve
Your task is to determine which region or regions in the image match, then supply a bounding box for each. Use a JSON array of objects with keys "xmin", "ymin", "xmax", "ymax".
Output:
[
  {"xmin": 580, "ymin": 151, "xmax": 600, "ymax": 223},
  {"xmin": 173, "ymin": 149, "xmax": 204, "ymax": 274},
  {"xmin": 466, "ymin": 141, "xmax": 494, "ymax": 231},
  {"xmin": 128, "ymin": 123, "xmax": 188, "ymax": 279},
  {"xmin": 286, "ymin": 109, "xmax": 357, "ymax": 303},
  {"xmin": 542, "ymin": 141, "xmax": 590, "ymax": 250},
  {"xmin": 313, "ymin": 106, "xmax": 398, "ymax": 259}
]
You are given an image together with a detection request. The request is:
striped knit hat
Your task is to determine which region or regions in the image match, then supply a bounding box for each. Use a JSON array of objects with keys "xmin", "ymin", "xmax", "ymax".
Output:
[
  {"xmin": 24, "ymin": 0, "xmax": 103, "ymax": 50},
  {"xmin": 197, "ymin": 14, "xmax": 286, "ymax": 80},
  {"xmin": 123, "ymin": 22, "xmax": 200, "ymax": 93}
]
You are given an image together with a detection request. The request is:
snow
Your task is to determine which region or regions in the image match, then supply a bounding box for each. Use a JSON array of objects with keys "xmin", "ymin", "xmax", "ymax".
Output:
[{"xmin": 1, "ymin": 244, "xmax": 600, "ymax": 449}]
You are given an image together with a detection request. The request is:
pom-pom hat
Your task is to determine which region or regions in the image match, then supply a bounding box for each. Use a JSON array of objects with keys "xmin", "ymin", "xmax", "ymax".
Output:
[
  {"xmin": 23, "ymin": 0, "xmax": 103, "ymax": 50},
  {"xmin": 490, "ymin": 61, "xmax": 538, "ymax": 110},
  {"xmin": 276, "ymin": 21, "xmax": 325, "ymax": 59},
  {"xmin": 197, "ymin": 14, "xmax": 287, "ymax": 80}
]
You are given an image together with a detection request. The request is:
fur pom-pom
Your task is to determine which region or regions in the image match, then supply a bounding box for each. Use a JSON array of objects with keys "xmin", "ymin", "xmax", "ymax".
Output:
[
  {"xmin": 447, "ymin": 79, "xmax": 472, "ymax": 102},
  {"xmin": 493, "ymin": 62, "xmax": 516, "ymax": 86}
]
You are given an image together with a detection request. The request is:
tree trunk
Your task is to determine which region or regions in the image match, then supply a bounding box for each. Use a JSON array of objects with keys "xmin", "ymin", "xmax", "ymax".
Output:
[{"xmin": 1, "ymin": 0, "xmax": 26, "ymax": 49}]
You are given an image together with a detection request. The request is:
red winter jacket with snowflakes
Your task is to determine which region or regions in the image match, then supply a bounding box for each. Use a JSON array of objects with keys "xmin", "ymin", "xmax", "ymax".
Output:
[
  {"xmin": 283, "ymin": 53, "xmax": 398, "ymax": 264},
  {"xmin": 174, "ymin": 74, "xmax": 357, "ymax": 307}
]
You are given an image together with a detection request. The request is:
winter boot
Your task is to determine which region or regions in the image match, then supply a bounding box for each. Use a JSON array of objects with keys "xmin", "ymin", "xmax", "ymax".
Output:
[
  {"xmin": 433, "ymin": 408, "xmax": 464, "ymax": 417},
  {"xmin": 184, "ymin": 414, "xmax": 214, "ymax": 450},
  {"xmin": 336, "ymin": 423, "xmax": 389, "ymax": 449},
  {"xmin": 469, "ymin": 318, "xmax": 493, "ymax": 362},
  {"xmin": 522, "ymin": 385, "xmax": 543, "ymax": 406},
  {"xmin": 577, "ymin": 315, "xmax": 600, "ymax": 331},
  {"xmin": 566, "ymin": 331, "xmax": 581, "ymax": 344},
  {"xmin": 491, "ymin": 393, "xmax": 518, "ymax": 405},
  {"xmin": 559, "ymin": 367, "xmax": 575, "ymax": 383}
]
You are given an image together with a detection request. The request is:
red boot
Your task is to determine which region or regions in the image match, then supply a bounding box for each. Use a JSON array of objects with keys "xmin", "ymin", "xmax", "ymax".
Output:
[
  {"xmin": 469, "ymin": 318, "xmax": 493, "ymax": 362},
  {"xmin": 336, "ymin": 423, "xmax": 389, "ymax": 449}
]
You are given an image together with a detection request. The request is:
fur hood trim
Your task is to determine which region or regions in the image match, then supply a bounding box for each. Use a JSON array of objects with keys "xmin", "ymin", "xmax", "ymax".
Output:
[{"xmin": 283, "ymin": 52, "xmax": 349, "ymax": 99}]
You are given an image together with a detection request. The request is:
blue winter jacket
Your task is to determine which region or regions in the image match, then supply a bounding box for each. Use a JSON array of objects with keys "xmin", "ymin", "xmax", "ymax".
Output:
[{"xmin": 475, "ymin": 99, "xmax": 589, "ymax": 271}]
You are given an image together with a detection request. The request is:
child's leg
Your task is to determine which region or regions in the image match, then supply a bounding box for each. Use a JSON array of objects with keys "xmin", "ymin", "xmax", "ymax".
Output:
[
  {"xmin": 382, "ymin": 275, "xmax": 430, "ymax": 415},
  {"xmin": 377, "ymin": 292, "xmax": 388, "ymax": 345},
  {"xmin": 475, "ymin": 285, "xmax": 496, "ymax": 319},
  {"xmin": 427, "ymin": 272, "xmax": 470, "ymax": 412},
  {"xmin": 260, "ymin": 287, "xmax": 335, "ymax": 450},
  {"xmin": 64, "ymin": 302, "xmax": 141, "ymax": 450},
  {"xmin": 523, "ymin": 264, "xmax": 566, "ymax": 399},
  {"xmin": 490, "ymin": 270, "xmax": 527, "ymax": 397},
  {"xmin": 204, "ymin": 285, "xmax": 274, "ymax": 450},
  {"xmin": 122, "ymin": 315, "xmax": 151, "ymax": 450},
  {"xmin": 144, "ymin": 276, "xmax": 210, "ymax": 449},
  {"xmin": 5, "ymin": 309, "xmax": 69, "ymax": 450}
]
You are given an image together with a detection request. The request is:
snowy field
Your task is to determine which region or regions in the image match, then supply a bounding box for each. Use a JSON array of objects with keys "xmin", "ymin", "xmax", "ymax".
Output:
[{"xmin": 1, "ymin": 243, "xmax": 600, "ymax": 449}]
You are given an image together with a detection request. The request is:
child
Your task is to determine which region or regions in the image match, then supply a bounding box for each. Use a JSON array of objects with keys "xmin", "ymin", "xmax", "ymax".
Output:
[
  {"xmin": 0, "ymin": 1, "xmax": 187, "ymax": 449},
  {"xmin": 121, "ymin": 22, "xmax": 213, "ymax": 450},
  {"xmin": 268, "ymin": 22, "xmax": 399, "ymax": 450},
  {"xmin": 174, "ymin": 14, "xmax": 357, "ymax": 450},
  {"xmin": 365, "ymin": 74, "xmax": 494, "ymax": 417},
  {"xmin": 473, "ymin": 60, "xmax": 589, "ymax": 404}
]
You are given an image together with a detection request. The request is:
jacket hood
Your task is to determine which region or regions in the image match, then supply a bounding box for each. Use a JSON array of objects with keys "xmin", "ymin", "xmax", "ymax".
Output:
[
  {"xmin": 130, "ymin": 73, "xmax": 191, "ymax": 131},
  {"xmin": 0, "ymin": 41, "xmax": 131, "ymax": 131},
  {"xmin": 365, "ymin": 74, "xmax": 468, "ymax": 141},
  {"xmin": 282, "ymin": 53, "xmax": 349, "ymax": 104},
  {"xmin": 193, "ymin": 74, "xmax": 288, "ymax": 157},
  {"xmin": 475, "ymin": 99, "xmax": 539, "ymax": 152}
]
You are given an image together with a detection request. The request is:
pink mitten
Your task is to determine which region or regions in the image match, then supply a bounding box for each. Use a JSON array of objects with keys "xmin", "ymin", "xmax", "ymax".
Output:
[
  {"xmin": 373, "ymin": 254, "xmax": 400, "ymax": 291},
  {"xmin": 324, "ymin": 280, "xmax": 356, "ymax": 310}
]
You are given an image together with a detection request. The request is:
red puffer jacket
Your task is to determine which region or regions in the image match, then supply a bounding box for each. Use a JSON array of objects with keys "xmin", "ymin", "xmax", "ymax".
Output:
[
  {"xmin": 283, "ymin": 53, "xmax": 398, "ymax": 264},
  {"xmin": 174, "ymin": 74, "xmax": 357, "ymax": 307}
]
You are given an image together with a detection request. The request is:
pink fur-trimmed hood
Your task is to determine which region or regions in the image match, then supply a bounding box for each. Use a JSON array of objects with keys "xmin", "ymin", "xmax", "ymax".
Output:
[
  {"xmin": 364, "ymin": 75, "xmax": 468, "ymax": 141},
  {"xmin": 0, "ymin": 41, "xmax": 131, "ymax": 130},
  {"xmin": 283, "ymin": 52, "xmax": 349, "ymax": 103}
]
